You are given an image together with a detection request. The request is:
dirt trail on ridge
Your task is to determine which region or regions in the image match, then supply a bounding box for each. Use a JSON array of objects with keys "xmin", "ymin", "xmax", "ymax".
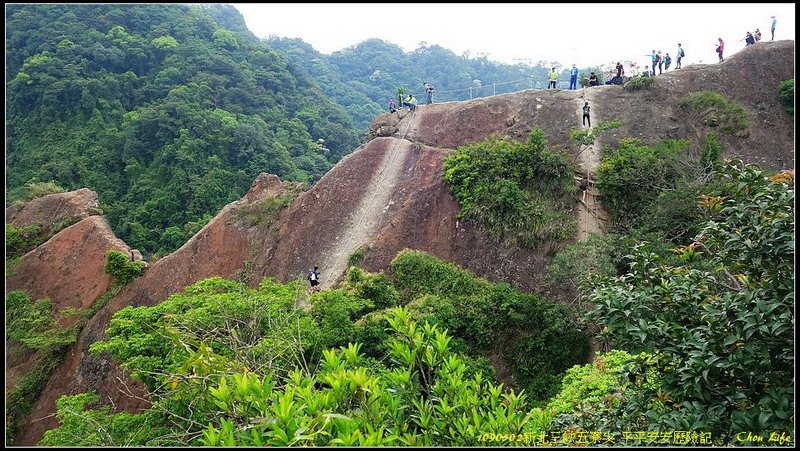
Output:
[
  {"xmin": 575, "ymin": 87, "xmax": 607, "ymax": 240},
  {"xmin": 317, "ymin": 122, "xmax": 416, "ymax": 289}
]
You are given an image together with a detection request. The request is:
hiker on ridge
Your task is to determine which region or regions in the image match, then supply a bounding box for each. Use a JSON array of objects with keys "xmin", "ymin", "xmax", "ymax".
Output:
[
  {"xmin": 744, "ymin": 31, "xmax": 755, "ymax": 46},
  {"xmin": 569, "ymin": 64, "xmax": 579, "ymax": 90},
  {"xmin": 716, "ymin": 38, "xmax": 725, "ymax": 63},
  {"xmin": 771, "ymin": 16, "xmax": 776, "ymax": 41},
  {"xmin": 754, "ymin": 28, "xmax": 762, "ymax": 42},
  {"xmin": 664, "ymin": 53, "xmax": 672, "ymax": 71},
  {"xmin": 588, "ymin": 72, "xmax": 598, "ymax": 86},
  {"xmin": 388, "ymin": 98, "xmax": 397, "ymax": 113},
  {"xmin": 423, "ymin": 82, "xmax": 435, "ymax": 104},
  {"xmin": 676, "ymin": 43, "xmax": 685, "ymax": 69},
  {"xmin": 657, "ymin": 50, "xmax": 663, "ymax": 74},
  {"xmin": 649, "ymin": 50, "xmax": 658, "ymax": 76},
  {"xmin": 548, "ymin": 67, "xmax": 559, "ymax": 89}
]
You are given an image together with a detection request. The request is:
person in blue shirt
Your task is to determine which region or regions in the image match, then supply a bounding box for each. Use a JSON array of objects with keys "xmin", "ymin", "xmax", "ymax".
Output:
[
  {"xmin": 569, "ymin": 64, "xmax": 579, "ymax": 90},
  {"xmin": 771, "ymin": 16, "xmax": 777, "ymax": 40},
  {"xmin": 649, "ymin": 50, "xmax": 658, "ymax": 76}
]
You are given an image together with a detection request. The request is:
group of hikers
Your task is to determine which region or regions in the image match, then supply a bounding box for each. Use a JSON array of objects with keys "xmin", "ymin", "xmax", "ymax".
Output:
[
  {"xmin": 384, "ymin": 15, "xmax": 778, "ymax": 110},
  {"xmin": 389, "ymin": 82, "xmax": 436, "ymax": 113}
]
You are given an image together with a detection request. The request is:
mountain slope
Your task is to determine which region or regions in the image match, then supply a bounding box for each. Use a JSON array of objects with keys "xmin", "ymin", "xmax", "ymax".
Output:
[{"xmin": 9, "ymin": 40, "xmax": 795, "ymax": 445}]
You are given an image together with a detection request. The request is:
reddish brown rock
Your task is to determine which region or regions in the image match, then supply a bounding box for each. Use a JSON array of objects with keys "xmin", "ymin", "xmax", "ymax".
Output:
[{"xmin": 6, "ymin": 188, "xmax": 102, "ymax": 236}]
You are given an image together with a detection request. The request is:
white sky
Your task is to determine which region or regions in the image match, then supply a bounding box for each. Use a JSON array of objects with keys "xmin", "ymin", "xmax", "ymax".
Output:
[{"xmin": 233, "ymin": 3, "xmax": 795, "ymax": 72}]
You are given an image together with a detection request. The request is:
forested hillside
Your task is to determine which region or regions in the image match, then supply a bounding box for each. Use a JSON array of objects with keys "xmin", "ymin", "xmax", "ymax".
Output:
[
  {"xmin": 268, "ymin": 37, "xmax": 602, "ymax": 129},
  {"xmin": 6, "ymin": 4, "xmax": 361, "ymax": 255}
]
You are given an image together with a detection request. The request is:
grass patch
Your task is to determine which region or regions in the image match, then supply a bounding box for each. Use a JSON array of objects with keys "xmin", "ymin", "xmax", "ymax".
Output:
[
  {"xmin": 779, "ymin": 79, "xmax": 794, "ymax": 115},
  {"xmin": 347, "ymin": 244, "xmax": 370, "ymax": 267},
  {"xmin": 234, "ymin": 183, "xmax": 305, "ymax": 229},
  {"xmin": 679, "ymin": 91, "xmax": 749, "ymax": 134},
  {"xmin": 623, "ymin": 76, "xmax": 655, "ymax": 91}
]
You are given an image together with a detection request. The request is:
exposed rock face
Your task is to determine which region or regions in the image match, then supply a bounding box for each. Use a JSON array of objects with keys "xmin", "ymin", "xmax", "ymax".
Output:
[
  {"xmin": 12, "ymin": 41, "xmax": 795, "ymax": 444},
  {"xmin": 6, "ymin": 188, "xmax": 102, "ymax": 236}
]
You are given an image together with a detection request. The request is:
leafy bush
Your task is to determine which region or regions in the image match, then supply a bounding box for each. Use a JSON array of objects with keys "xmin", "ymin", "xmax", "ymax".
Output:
[
  {"xmin": 391, "ymin": 249, "xmax": 589, "ymax": 400},
  {"xmin": 778, "ymin": 79, "xmax": 794, "ymax": 115},
  {"xmin": 341, "ymin": 266, "xmax": 399, "ymax": 310},
  {"xmin": 346, "ymin": 244, "xmax": 369, "ymax": 267},
  {"xmin": 545, "ymin": 233, "xmax": 628, "ymax": 299},
  {"xmin": 679, "ymin": 91, "xmax": 749, "ymax": 134},
  {"xmin": 6, "ymin": 224, "xmax": 45, "ymax": 258},
  {"xmin": 586, "ymin": 161, "xmax": 795, "ymax": 442},
  {"xmin": 700, "ymin": 131, "xmax": 722, "ymax": 175},
  {"xmin": 104, "ymin": 250, "xmax": 146, "ymax": 286},
  {"xmin": 597, "ymin": 138, "xmax": 692, "ymax": 225},
  {"xmin": 443, "ymin": 129, "xmax": 577, "ymax": 247},
  {"xmin": 623, "ymin": 76, "xmax": 655, "ymax": 91}
]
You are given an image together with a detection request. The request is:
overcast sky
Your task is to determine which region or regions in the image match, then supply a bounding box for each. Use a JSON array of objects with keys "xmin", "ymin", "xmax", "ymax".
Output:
[{"xmin": 233, "ymin": 3, "xmax": 795, "ymax": 72}]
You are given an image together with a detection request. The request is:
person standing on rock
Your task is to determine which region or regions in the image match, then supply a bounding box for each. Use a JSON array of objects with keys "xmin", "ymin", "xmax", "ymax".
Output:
[
  {"xmin": 676, "ymin": 43, "xmax": 685, "ymax": 69},
  {"xmin": 771, "ymin": 16, "xmax": 777, "ymax": 40},
  {"xmin": 649, "ymin": 50, "xmax": 658, "ymax": 75},
  {"xmin": 664, "ymin": 53, "xmax": 672, "ymax": 71},
  {"xmin": 423, "ymin": 82, "xmax": 435, "ymax": 104},
  {"xmin": 548, "ymin": 67, "xmax": 559, "ymax": 89},
  {"xmin": 656, "ymin": 50, "xmax": 664, "ymax": 74},
  {"xmin": 582, "ymin": 101, "xmax": 591, "ymax": 128},
  {"xmin": 716, "ymin": 38, "xmax": 725, "ymax": 63},
  {"xmin": 569, "ymin": 64, "xmax": 579, "ymax": 90},
  {"xmin": 308, "ymin": 266, "xmax": 321, "ymax": 290}
]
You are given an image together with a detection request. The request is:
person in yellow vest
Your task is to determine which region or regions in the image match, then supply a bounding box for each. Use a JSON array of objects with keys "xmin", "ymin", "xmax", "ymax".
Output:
[
  {"xmin": 403, "ymin": 94, "xmax": 417, "ymax": 111},
  {"xmin": 548, "ymin": 67, "xmax": 558, "ymax": 89}
]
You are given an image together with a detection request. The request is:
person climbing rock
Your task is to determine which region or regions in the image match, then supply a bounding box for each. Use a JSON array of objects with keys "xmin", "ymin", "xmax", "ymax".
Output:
[
  {"xmin": 582, "ymin": 101, "xmax": 591, "ymax": 128},
  {"xmin": 308, "ymin": 266, "xmax": 321, "ymax": 290}
]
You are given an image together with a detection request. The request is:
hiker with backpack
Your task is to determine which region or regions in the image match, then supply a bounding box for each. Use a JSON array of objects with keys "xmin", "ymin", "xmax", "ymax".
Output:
[
  {"xmin": 308, "ymin": 266, "xmax": 321, "ymax": 289},
  {"xmin": 664, "ymin": 53, "xmax": 672, "ymax": 71},
  {"xmin": 676, "ymin": 43, "xmax": 685, "ymax": 69}
]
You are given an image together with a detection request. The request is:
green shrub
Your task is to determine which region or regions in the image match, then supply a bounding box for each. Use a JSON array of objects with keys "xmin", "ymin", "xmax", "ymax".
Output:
[
  {"xmin": 6, "ymin": 223, "xmax": 44, "ymax": 258},
  {"xmin": 623, "ymin": 76, "xmax": 655, "ymax": 91},
  {"xmin": 586, "ymin": 161, "xmax": 795, "ymax": 442},
  {"xmin": 778, "ymin": 79, "xmax": 794, "ymax": 115},
  {"xmin": 346, "ymin": 244, "xmax": 369, "ymax": 267},
  {"xmin": 700, "ymin": 131, "xmax": 722, "ymax": 174},
  {"xmin": 443, "ymin": 129, "xmax": 576, "ymax": 247},
  {"xmin": 679, "ymin": 91, "xmax": 749, "ymax": 134},
  {"xmin": 341, "ymin": 266, "xmax": 399, "ymax": 310},
  {"xmin": 545, "ymin": 233, "xmax": 628, "ymax": 296},
  {"xmin": 104, "ymin": 250, "xmax": 145, "ymax": 286},
  {"xmin": 389, "ymin": 249, "xmax": 488, "ymax": 302},
  {"xmin": 597, "ymin": 138, "xmax": 691, "ymax": 225}
]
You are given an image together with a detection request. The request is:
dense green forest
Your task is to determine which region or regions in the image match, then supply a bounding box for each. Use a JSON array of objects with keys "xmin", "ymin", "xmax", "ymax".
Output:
[{"xmin": 6, "ymin": 4, "xmax": 361, "ymax": 256}]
